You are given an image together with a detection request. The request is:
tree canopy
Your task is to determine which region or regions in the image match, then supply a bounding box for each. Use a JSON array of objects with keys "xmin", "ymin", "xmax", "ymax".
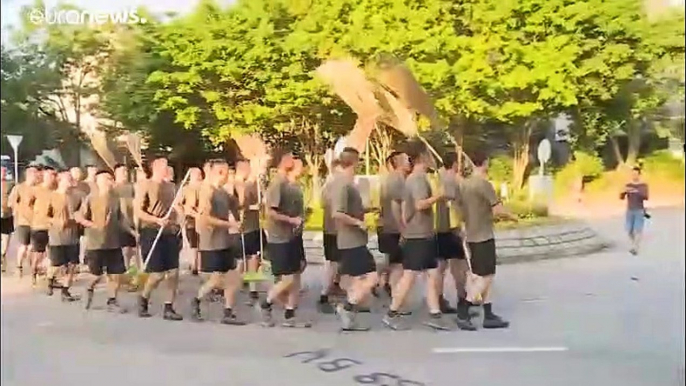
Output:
[{"xmin": 1, "ymin": 0, "xmax": 683, "ymax": 184}]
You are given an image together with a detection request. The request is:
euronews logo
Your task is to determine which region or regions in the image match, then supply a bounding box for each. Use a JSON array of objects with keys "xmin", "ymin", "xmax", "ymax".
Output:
[{"xmin": 28, "ymin": 8, "xmax": 147, "ymax": 25}]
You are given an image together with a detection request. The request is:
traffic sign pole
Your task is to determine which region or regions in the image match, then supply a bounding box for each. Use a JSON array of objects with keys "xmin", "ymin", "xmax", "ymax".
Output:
[
  {"xmin": 537, "ymin": 138, "xmax": 552, "ymax": 176},
  {"xmin": 5, "ymin": 135, "xmax": 23, "ymax": 182}
]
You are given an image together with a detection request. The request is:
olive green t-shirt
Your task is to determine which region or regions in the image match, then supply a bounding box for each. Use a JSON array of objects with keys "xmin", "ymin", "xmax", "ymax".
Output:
[
  {"xmin": 137, "ymin": 180, "xmax": 179, "ymax": 234},
  {"xmin": 113, "ymin": 182, "xmax": 135, "ymax": 230},
  {"xmin": 435, "ymin": 168, "xmax": 461, "ymax": 232},
  {"xmin": 80, "ymin": 191, "xmax": 127, "ymax": 250},
  {"xmin": 402, "ymin": 170, "xmax": 434, "ymax": 239},
  {"xmin": 48, "ymin": 190, "xmax": 81, "ymax": 246},
  {"xmin": 9, "ymin": 182, "xmax": 35, "ymax": 226},
  {"xmin": 181, "ymin": 183, "xmax": 202, "ymax": 228},
  {"xmin": 197, "ymin": 185, "xmax": 237, "ymax": 251},
  {"xmin": 332, "ymin": 179, "xmax": 368, "ymax": 249},
  {"xmin": 31, "ymin": 185, "xmax": 55, "ymax": 230},
  {"xmin": 265, "ymin": 174, "xmax": 300, "ymax": 243},
  {"xmin": 290, "ymin": 180, "xmax": 305, "ymax": 236},
  {"xmin": 1, "ymin": 180, "xmax": 14, "ymax": 218},
  {"xmin": 457, "ymin": 175, "xmax": 499, "ymax": 243},
  {"xmin": 241, "ymin": 180, "xmax": 260, "ymax": 233},
  {"xmin": 379, "ymin": 171, "xmax": 405, "ymax": 234},
  {"xmin": 322, "ymin": 172, "xmax": 342, "ymax": 235}
]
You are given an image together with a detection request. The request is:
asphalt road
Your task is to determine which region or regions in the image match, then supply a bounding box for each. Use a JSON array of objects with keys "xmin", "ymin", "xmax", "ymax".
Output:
[{"xmin": 1, "ymin": 209, "xmax": 684, "ymax": 386}]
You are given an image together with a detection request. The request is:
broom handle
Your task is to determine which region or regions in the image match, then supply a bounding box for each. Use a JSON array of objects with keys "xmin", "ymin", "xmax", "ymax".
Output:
[
  {"xmin": 142, "ymin": 170, "xmax": 191, "ymax": 272},
  {"xmin": 257, "ymin": 176, "xmax": 265, "ymax": 262},
  {"xmin": 417, "ymin": 135, "xmax": 443, "ymax": 164}
]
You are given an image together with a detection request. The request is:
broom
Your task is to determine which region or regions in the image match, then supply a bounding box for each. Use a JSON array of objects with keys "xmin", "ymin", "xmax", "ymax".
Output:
[
  {"xmin": 234, "ymin": 134, "xmax": 272, "ymax": 283},
  {"xmin": 88, "ymin": 130, "xmax": 118, "ymax": 170},
  {"xmin": 121, "ymin": 132, "xmax": 147, "ymax": 289},
  {"xmin": 373, "ymin": 59, "xmax": 476, "ymax": 169},
  {"xmin": 317, "ymin": 59, "xmax": 382, "ymax": 154}
]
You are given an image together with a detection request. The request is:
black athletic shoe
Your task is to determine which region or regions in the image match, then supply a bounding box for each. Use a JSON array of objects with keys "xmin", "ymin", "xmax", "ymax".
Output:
[
  {"xmin": 483, "ymin": 314, "xmax": 510, "ymax": 329},
  {"xmin": 382, "ymin": 313, "xmax": 410, "ymax": 331},
  {"xmin": 46, "ymin": 277, "xmax": 57, "ymax": 296},
  {"xmin": 256, "ymin": 302, "xmax": 274, "ymax": 327},
  {"xmin": 423, "ymin": 314, "xmax": 453, "ymax": 331},
  {"xmin": 17, "ymin": 265, "xmax": 23, "ymax": 278},
  {"xmin": 455, "ymin": 315, "xmax": 477, "ymax": 331},
  {"xmin": 61, "ymin": 288, "xmax": 79, "ymax": 302},
  {"xmin": 191, "ymin": 269, "xmax": 199, "ymax": 276},
  {"xmin": 317, "ymin": 301, "xmax": 335, "ymax": 314},
  {"xmin": 221, "ymin": 309, "xmax": 246, "ymax": 326},
  {"xmin": 440, "ymin": 298, "xmax": 458, "ymax": 315},
  {"xmin": 190, "ymin": 298, "xmax": 203, "ymax": 321},
  {"xmin": 138, "ymin": 296, "xmax": 152, "ymax": 318},
  {"xmin": 85, "ymin": 289, "xmax": 95, "ymax": 310},
  {"xmin": 106, "ymin": 298, "xmax": 127, "ymax": 313},
  {"xmin": 162, "ymin": 305, "xmax": 183, "ymax": 321}
]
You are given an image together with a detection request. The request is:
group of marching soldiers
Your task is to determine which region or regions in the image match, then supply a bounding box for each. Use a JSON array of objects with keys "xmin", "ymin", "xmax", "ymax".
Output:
[{"xmin": 0, "ymin": 139, "xmax": 515, "ymax": 331}]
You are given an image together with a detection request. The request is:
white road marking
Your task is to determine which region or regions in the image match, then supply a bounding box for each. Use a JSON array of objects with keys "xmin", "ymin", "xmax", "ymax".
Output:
[{"xmin": 432, "ymin": 347, "xmax": 569, "ymax": 354}]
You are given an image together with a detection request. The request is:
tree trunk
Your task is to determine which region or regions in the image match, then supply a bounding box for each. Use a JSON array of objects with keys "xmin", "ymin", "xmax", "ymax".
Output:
[
  {"xmin": 304, "ymin": 154, "xmax": 322, "ymax": 207},
  {"xmin": 511, "ymin": 121, "xmax": 533, "ymax": 190},
  {"xmin": 626, "ymin": 121, "xmax": 642, "ymax": 166},
  {"xmin": 609, "ymin": 136, "xmax": 624, "ymax": 168}
]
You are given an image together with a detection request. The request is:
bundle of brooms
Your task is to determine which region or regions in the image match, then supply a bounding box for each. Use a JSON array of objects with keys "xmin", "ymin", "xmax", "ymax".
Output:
[
  {"xmin": 119, "ymin": 132, "xmax": 149, "ymax": 291},
  {"xmin": 316, "ymin": 56, "xmax": 474, "ymax": 168},
  {"xmin": 234, "ymin": 133, "xmax": 273, "ymax": 283}
]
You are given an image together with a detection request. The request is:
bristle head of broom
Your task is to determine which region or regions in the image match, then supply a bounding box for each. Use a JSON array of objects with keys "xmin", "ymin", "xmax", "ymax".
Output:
[{"xmin": 316, "ymin": 59, "xmax": 382, "ymax": 119}]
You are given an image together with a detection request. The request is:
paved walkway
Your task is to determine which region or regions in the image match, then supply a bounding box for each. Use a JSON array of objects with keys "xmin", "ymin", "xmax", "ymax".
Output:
[{"xmin": 2, "ymin": 208, "xmax": 684, "ymax": 386}]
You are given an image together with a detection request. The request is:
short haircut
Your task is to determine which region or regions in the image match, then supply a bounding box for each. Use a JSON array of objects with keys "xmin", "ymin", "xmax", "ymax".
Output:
[
  {"xmin": 632, "ymin": 166, "xmax": 642, "ymax": 173},
  {"xmin": 404, "ymin": 139, "xmax": 427, "ymax": 165},
  {"xmin": 113, "ymin": 163, "xmax": 126, "ymax": 171},
  {"xmin": 386, "ymin": 151, "xmax": 402, "ymax": 168},
  {"xmin": 442, "ymin": 151, "xmax": 458, "ymax": 168},
  {"xmin": 208, "ymin": 158, "xmax": 228, "ymax": 168},
  {"xmin": 149, "ymin": 156, "xmax": 167, "ymax": 168},
  {"xmin": 42, "ymin": 166, "xmax": 55, "ymax": 172},
  {"xmin": 270, "ymin": 147, "xmax": 291, "ymax": 168},
  {"xmin": 339, "ymin": 147, "xmax": 360, "ymax": 168},
  {"xmin": 96, "ymin": 169, "xmax": 113, "ymax": 177},
  {"xmin": 469, "ymin": 150, "xmax": 489, "ymax": 167}
]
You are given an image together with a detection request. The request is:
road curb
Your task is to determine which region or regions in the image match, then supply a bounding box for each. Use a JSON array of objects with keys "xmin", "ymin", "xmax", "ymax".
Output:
[{"xmin": 301, "ymin": 220, "xmax": 610, "ymax": 266}]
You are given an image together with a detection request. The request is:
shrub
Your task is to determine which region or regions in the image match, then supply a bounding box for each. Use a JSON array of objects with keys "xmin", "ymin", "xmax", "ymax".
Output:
[
  {"xmin": 554, "ymin": 151, "xmax": 604, "ymax": 196},
  {"xmin": 640, "ymin": 150, "xmax": 685, "ymax": 182},
  {"xmin": 504, "ymin": 198, "xmax": 549, "ymax": 220},
  {"xmin": 488, "ymin": 155, "xmax": 514, "ymax": 186}
]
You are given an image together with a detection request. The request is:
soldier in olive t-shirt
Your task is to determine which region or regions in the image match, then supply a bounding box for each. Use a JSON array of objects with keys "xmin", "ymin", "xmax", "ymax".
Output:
[
  {"xmin": 7, "ymin": 167, "xmax": 39, "ymax": 275},
  {"xmin": 29, "ymin": 170, "xmax": 57, "ymax": 284},
  {"xmin": 265, "ymin": 173, "xmax": 302, "ymax": 274},
  {"xmin": 383, "ymin": 144, "xmax": 449, "ymax": 332},
  {"xmin": 319, "ymin": 165, "xmax": 343, "ymax": 313},
  {"xmin": 135, "ymin": 157, "xmax": 183, "ymax": 321},
  {"xmin": 76, "ymin": 171, "xmax": 133, "ymax": 312},
  {"xmin": 45, "ymin": 174, "xmax": 82, "ymax": 301},
  {"xmin": 191, "ymin": 168, "xmax": 245, "ymax": 325},
  {"xmin": 454, "ymin": 152, "xmax": 511, "ymax": 330},
  {"xmin": 378, "ymin": 170, "xmax": 406, "ymax": 270},
  {"xmin": 330, "ymin": 148, "xmax": 378, "ymax": 331}
]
